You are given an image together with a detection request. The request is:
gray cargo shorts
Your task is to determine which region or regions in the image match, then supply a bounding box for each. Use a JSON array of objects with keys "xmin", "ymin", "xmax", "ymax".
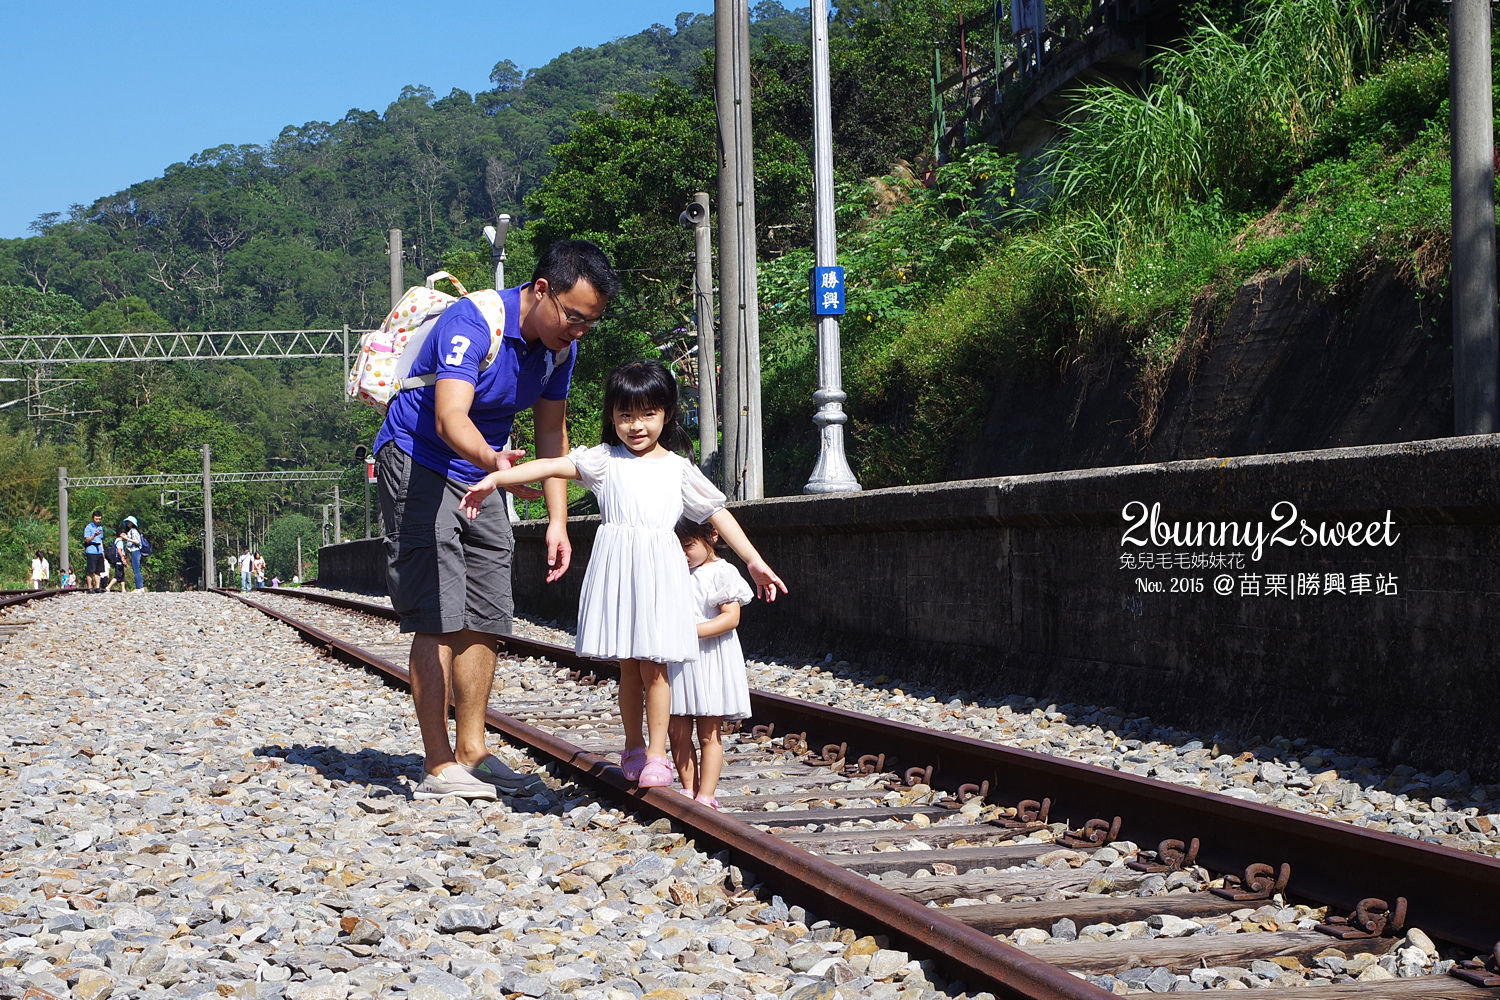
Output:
[{"xmin": 376, "ymin": 442, "xmax": 513, "ymax": 635}]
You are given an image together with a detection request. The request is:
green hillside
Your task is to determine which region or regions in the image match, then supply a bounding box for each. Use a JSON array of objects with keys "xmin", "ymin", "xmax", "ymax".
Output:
[{"xmin": 0, "ymin": 0, "xmax": 1469, "ymax": 587}]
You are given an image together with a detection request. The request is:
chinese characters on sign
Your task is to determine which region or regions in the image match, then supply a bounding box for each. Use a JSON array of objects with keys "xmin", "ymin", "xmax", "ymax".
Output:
[{"xmin": 810, "ymin": 266, "xmax": 846, "ymax": 316}]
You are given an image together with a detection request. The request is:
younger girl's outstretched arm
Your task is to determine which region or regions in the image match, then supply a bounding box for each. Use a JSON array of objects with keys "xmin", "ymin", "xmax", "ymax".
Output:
[
  {"xmin": 460, "ymin": 456, "xmax": 580, "ymax": 519},
  {"xmin": 707, "ymin": 509, "xmax": 788, "ymax": 602}
]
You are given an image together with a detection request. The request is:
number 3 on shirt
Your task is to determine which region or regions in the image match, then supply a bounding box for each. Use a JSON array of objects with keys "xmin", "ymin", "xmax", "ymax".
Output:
[{"xmin": 443, "ymin": 335, "xmax": 471, "ymax": 365}]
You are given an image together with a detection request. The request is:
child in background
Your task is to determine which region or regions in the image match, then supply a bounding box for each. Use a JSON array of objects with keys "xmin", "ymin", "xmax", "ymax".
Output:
[
  {"xmin": 667, "ymin": 518, "xmax": 755, "ymax": 809},
  {"xmin": 460, "ymin": 360, "xmax": 786, "ymax": 787}
]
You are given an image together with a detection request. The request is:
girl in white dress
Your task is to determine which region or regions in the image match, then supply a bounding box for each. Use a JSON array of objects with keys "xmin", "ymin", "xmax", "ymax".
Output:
[
  {"xmin": 667, "ymin": 519, "xmax": 754, "ymax": 809},
  {"xmin": 461, "ymin": 360, "xmax": 787, "ymax": 788}
]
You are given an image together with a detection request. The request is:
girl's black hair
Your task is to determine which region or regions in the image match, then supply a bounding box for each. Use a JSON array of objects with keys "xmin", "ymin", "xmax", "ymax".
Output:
[
  {"xmin": 675, "ymin": 516, "xmax": 728, "ymax": 553},
  {"xmin": 601, "ymin": 359, "xmax": 695, "ymax": 458}
]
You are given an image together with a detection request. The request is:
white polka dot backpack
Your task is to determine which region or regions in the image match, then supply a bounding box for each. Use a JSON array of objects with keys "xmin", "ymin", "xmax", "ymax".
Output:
[{"xmin": 346, "ymin": 270, "xmax": 504, "ymax": 413}]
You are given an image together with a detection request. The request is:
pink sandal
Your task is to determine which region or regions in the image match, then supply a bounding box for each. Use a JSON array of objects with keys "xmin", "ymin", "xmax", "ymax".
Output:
[
  {"xmin": 694, "ymin": 795, "xmax": 721, "ymax": 810},
  {"xmin": 637, "ymin": 756, "xmax": 674, "ymax": 787},
  {"xmin": 620, "ymin": 747, "xmax": 646, "ymax": 782}
]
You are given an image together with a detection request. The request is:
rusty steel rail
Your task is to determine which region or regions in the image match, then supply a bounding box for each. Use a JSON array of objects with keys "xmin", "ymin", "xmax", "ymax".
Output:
[
  {"xmin": 231, "ymin": 588, "xmax": 1113, "ymax": 999},
  {"xmin": 246, "ymin": 588, "xmax": 1500, "ymax": 966}
]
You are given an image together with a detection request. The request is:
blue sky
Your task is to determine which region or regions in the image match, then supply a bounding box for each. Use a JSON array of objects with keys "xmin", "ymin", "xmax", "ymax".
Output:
[{"xmin": 0, "ymin": 1, "xmax": 712, "ymax": 239}]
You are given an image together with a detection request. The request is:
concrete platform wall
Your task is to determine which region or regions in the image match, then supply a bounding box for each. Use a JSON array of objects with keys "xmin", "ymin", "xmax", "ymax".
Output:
[{"xmin": 320, "ymin": 435, "xmax": 1500, "ymax": 778}]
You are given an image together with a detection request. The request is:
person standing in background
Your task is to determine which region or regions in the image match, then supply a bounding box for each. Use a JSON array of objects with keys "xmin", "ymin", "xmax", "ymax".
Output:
[
  {"xmin": 83, "ymin": 511, "xmax": 106, "ymax": 592},
  {"xmin": 123, "ymin": 516, "xmax": 145, "ymax": 592}
]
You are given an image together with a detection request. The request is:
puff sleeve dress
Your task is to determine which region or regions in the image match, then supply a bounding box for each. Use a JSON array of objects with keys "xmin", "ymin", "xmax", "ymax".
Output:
[
  {"xmin": 668, "ymin": 559, "xmax": 754, "ymax": 720},
  {"xmin": 570, "ymin": 444, "xmax": 725, "ymax": 664}
]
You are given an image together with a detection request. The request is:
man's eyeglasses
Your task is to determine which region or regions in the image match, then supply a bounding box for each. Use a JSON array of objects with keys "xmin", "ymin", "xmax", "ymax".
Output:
[{"xmin": 547, "ymin": 286, "xmax": 604, "ymax": 330}]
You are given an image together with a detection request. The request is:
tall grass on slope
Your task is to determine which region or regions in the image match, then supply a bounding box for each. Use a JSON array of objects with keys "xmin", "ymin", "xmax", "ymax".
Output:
[{"xmin": 1048, "ymin": 0, "xmax": 1385, "ymax": 227}]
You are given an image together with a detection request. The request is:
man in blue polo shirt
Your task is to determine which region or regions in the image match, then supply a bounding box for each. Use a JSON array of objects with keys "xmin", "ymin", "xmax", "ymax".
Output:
[{"xmin": 374, "ymin": 239, "xmax": 619, "ymax": 801}]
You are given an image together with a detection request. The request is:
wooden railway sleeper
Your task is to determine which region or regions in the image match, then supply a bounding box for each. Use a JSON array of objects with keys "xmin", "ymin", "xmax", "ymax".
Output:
[
  {"xmin": 1127, "ymin": 837, "xmax": 1201, "ymax": 873},
  {"xmin": 1453, "ymin": 942, "xmax": 1500, "ymax": 987},
  {"xmin": 1058, "ymin": 815, "xmax": 1122, "ymax": 848},
  {"xmin": 1315, "ymin": 896, "xmax": 1408, "ymax": 940},
  {"xmin": 1211, "ymin": 861, "xmax": 1291, "ymax": 901}
]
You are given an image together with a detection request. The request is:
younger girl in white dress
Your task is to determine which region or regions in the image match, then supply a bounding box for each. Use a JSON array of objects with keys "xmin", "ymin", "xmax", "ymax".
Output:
[
  {"xmin": 461, "ymin": 360, "xmax": 786, "ymax": 788},
  {"xmin": 668, "ymin": 518, "xmax": 754, "ymax": 809}
]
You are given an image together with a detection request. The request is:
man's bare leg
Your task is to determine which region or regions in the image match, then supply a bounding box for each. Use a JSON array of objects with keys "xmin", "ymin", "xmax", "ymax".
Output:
[
  {"xmin": 451, "ymin": 629, "xmax": 500, "ymax": 767},
  {"xmin": 410, "ymin": 632, "xmax": 459, "ymax": 776}
]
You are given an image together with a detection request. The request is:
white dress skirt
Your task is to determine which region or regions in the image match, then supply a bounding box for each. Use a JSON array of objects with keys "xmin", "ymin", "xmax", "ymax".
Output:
[
  {"xmin": 570, "ymin": 444, "xmax": 725, "ymax": 664},
  {"xmin": 668, "ymin": 558, "xmax": 754, "ymax": 720}
]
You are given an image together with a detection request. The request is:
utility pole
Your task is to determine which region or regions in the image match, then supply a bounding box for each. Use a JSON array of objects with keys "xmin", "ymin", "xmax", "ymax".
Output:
[
  {"xmin": 715, "ymin": 0, "xmax": 764, "ymax": 499},
  {"xmin": 804, "ymin": 0, "xmax": 862, "ymax": 495},
  {"xmin": 202, "ymin": 444, "xmax": 214, "ymax": 591},
  {"xmin": 683, "ymin": 192, "xmax": 719, "ymax": 474},
  {"xmin": 1452, "ymin": 0, "xmax": 1499, "ymax": 433},
  {"xmin": 57, "ymin": 467, "xmax": 69, "ymax": 575},
  {"xmin": 389, "ymin": 229, "xmax": 404, "ymax": 311}
]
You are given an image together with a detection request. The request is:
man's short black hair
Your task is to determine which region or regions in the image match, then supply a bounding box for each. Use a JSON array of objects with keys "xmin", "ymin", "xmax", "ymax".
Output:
[
  {"xmin": 91, "ymin": 510, "xmax": 102, "ymax": 519},
  {"xmin": 532, "ymin": 239, "xmax": 620, "ymax": 299}
]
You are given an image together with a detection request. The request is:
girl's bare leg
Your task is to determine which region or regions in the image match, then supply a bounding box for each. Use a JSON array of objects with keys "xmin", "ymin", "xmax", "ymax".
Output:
[
  {"xmin": 618, "ymin": 659, "xmax": 645, "ymax": 752},
  {"xmin": 669, "ymin": 715, "xmax": 697, "ymax": 794},
  {"xmin": 695, "ymin": 717, "xmax": 724, "ymax": 801},
  {"xmin": 640, "ymin": 661, "xmax": 671, "ymax": 759}
]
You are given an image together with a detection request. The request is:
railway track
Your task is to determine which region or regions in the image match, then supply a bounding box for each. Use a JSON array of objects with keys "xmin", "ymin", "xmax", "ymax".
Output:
[{"xmin": 230, "ymin": 586, "xmax": 1500, "ymax": 999}]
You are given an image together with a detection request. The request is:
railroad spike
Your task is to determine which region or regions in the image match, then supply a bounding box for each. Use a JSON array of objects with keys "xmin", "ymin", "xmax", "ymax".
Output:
[
  {"xmin": 780, "ymin": 732, "xmax": 806, "ymax": 754},
  {"xmin": 750, "ymin": 723, "xmax": 775, "ymax": 742},
  {"xmin": 893, "ymin": 765, "xmax": 934, "ymax": 790},
  {"xmin": 851, "ymin": 753, "xmax": 887, "ymax": 775},
  {"xmin": 1452, "ymin": 942, "xmax": 1500, "ymax": 987},
  {"xmin": 956, "ymin": 780, "xmax": 989, "ymax": 805},
  {"xmin": 1128, "ymin": 837, "xmax": 1201, "ymax": 873},
  {"xmin": 1058, "ymin": 815, "xmax": 1122, "ymax": 848},
  {"xmin": 1315, "ymin": 896, "xmax": 1408, "ymax": 940},
  {"xmin": 1211, "ymin": 861, "xmax": 1291, "ymax": 901},
  {"xmin": 994, "ymin": 797, "xmax": 1051, "ymax": 828}
]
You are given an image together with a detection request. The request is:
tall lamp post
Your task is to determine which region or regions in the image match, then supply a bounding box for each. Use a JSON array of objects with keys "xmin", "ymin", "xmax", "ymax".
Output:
[
  {"xmin": 485, "ymin": 216, "xmax": 523, "ymax": 523},
  {"xmin": 803, "ymin": 0, "xmax": 861, "ymax": 494}
]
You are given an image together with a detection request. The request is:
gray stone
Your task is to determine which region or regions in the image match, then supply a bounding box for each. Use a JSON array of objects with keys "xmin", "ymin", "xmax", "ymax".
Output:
[
  {"xmin": 435, "ymin": 906, "xmax": 493, "ymax": 934},
  {"xmin": 1249, "ymin": 960, "xmax": 1284, "ymax": 980}
]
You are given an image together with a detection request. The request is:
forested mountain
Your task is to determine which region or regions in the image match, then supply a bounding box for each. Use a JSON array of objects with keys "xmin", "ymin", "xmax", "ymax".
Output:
[
  {"xmin": 0, "ymin": 0, "xmax": 977, "ymax": 587},
  {"xmin": 0, "ymin": 0, "xmax": 1452, "ymax": 590},
  {"xmin": 0, "ymin": 5, "xmax": 808, "ymax": 335}
]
